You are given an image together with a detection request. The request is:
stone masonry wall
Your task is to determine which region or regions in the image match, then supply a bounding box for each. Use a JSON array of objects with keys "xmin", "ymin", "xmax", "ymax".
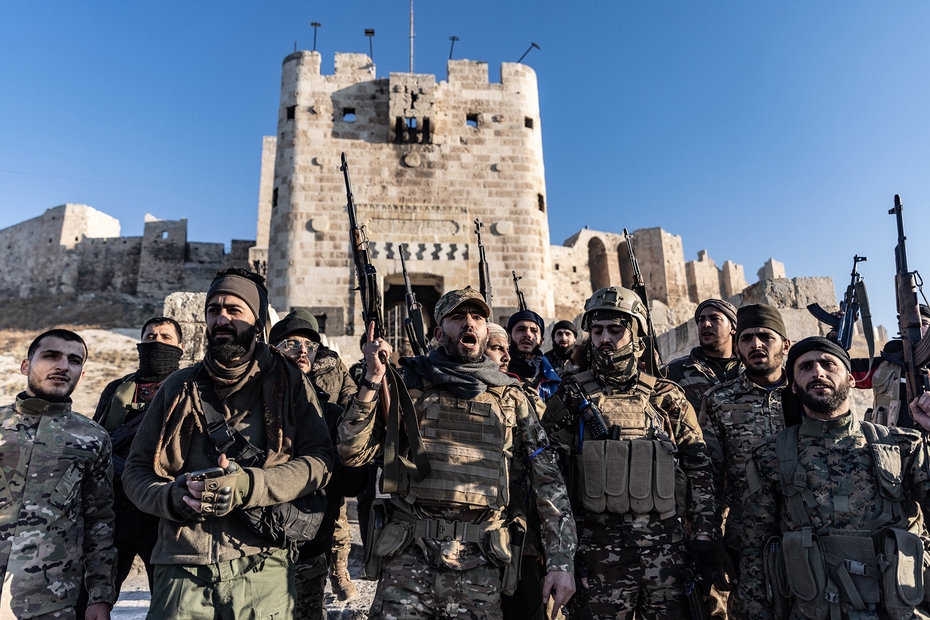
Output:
[{"xmin": 267, "ymin": 51, "xmax": 552, "ymax": 345}]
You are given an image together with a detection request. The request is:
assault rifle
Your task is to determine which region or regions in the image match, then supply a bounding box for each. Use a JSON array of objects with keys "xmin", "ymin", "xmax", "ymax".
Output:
[
  {"xmin": 623, "ymin": 228, "xmax": 663, "ymax": 377},
  {"xmin": 682, "ymin": 564, "xmax": 710, "ymax": 620},
  {"xmin": 399, "ymin": 244, "xmax": 430, "ymax": 356},
  {"xmin": 807, "ymin": 255, "xmax": 874, "ymax": 361},
  {"xmin": 889, "ymin": 194, "xmax": 930, "ymax": 408},
  {"xmin": 512, "ymin": 271, "xmax": 528, "ymax": 311},
  {"xmin": 342, "ymin": 152, "xmax": 430, "ymax": 491},
  {"xmin": 475, "ymin": 219, "xmax": 493, "ymax": 314}
]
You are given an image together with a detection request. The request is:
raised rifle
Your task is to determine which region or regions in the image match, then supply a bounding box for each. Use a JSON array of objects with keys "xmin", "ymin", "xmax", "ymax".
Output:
[
  {"xmin": 399, "ymin": 244, "xmax": 430, "ymax": 356},
  {"xmin": 342, "ymin": 152, "xmax": 430, "ymax": 490},
  {"xmin": 889, "ymin": 194, "xmax": 930, "ymax": 411},
  {"xmin": 475, "ymin": 219, "xmax": 493, "ymax": 315},
  {"xmin": 623, "ymin": 228, "xmax": 663, "ymax": 377},
  {"xmin": 807, "ymin": 255, "xmax": 874, "ymax": 361},
  {"xmin": 512, "ymin": 271, "xmax": 528, "ymax": 312}
]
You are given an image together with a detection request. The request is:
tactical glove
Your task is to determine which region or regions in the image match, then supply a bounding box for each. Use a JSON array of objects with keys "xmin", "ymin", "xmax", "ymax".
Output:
[
  {"xmin": 690, "ymin": 539, "xmax": 718, "ymax": 596},
  {"xmin": 713, "ymin": 541, "xmax": 739, "ymax": 591},
  {"xmin": 170, "ymin": 474, "xmax": 205, "ymax": 522},
  {"xmin": 198, "ymin": 461, "xmax": 252, "ymax": 518}
]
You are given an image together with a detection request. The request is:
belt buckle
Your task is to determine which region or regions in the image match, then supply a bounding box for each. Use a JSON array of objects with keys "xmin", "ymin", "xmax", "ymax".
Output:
[{"xmin": 435, "ymin": 520, "xmax": 454, "ymax": 541}]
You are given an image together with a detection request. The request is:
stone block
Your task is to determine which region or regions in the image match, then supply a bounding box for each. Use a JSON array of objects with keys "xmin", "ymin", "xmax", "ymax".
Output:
[
  {"xmin": 740, "ymin": 278, "xmax": 797, "ymax": 308},
  {"xmin": 794, "ymin": 277, "xmax": 837, "ymax": 311}
]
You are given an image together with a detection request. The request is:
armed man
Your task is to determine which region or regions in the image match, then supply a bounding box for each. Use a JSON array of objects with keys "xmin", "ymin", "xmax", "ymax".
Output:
[
  {"xmin": 122, "ymin": 268, "xmax": 333, "ymax": 619},
  {"xmin": 507, "ymin": 309, "xmax": 562, "ymax": 401},
  {"xmin": 339, "ymin": 288, "xmax": 577, "ymax": 620},
  {"xmin": 700, "ymin": 304, "xmax": 792, "ymax": 614},
  {"xmin": 665, "ymin": 299, "xmax": 740, "ymax": 413},
  {"xmin": 542, "ymin": 286, "xmax": 717, "ymax": 619},
  {"xmin": 91, "ymin": 316, "xmax": 185, "ymax": 598},
  {"xmin": 0, "ymin": 329, "xmax": 116, "ymax": 619},
  {"xmin": 268, "ymin": 309, "xmax": 360, "ymax": 601},
  {"xmin": 269, "ymin": 310, "xmax": 368, "ymax": 619},
  {"xmin": 733, "ymin": 337, "xmax": 930, "ymax": 619},
  {"xmin": 544, "ymin": 320, "xmax": 580, "ymax": 377}
]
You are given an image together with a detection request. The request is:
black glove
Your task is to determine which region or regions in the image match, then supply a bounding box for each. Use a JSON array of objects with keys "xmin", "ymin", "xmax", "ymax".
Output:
[
  {"xmin": 170, "ymin": 475, "xmax": 204, "ymax": 522},
  {"xmin": 690, "ymin": 539, "xmax": 718, "ymax": 596},
  {"xmin": 714, "ymin": 541, "xmax": 738, "ymax": 591}
]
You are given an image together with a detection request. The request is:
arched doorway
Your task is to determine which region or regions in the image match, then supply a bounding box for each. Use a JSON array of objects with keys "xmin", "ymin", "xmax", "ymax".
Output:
[{"xmin": 588, "ymin": 237, "xmax": 611, "ymax": 291}]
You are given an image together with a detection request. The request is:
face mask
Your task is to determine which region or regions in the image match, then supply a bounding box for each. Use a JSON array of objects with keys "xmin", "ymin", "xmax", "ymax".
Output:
[
  {"xmin": 590, "ymin": 339, "xmax": 641, "ymax": 383},
  {"xmin": 137, "ymin": 341, "xmax": 183, "ymax": 381}
]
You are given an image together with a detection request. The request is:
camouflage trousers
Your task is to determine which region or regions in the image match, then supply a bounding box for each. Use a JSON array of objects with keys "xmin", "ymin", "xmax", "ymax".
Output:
[
  {"xmin": 331, "ymin": 501, "xmax": 352, "ymax": 557},
  {"xmin": 569, "ymin": 534, "xmax": 688, "ymax": 620},
  {"xmin": 294, "ymin": 553, "xmax": 329, "ymax": 620},
  {"xmin": 146, "ymin": 548, "xmax": 294, "ymax": 620},
  {"xmin": 370, "ymin": 546, "xmax": 504, "ymax": 620}
]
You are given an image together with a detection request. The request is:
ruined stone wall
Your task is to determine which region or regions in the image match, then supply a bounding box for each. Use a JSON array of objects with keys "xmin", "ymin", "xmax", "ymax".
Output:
[
  {"xmin": 0, "ymin": 206, "xmax": 254, "ymax": 303},
  {"xmin": 0, "ymin": 204, "xmax": 122, "ymax": 298},
  {"xmin": 266, "ymin": 51, "xmax": 552, "ymax": 345}
]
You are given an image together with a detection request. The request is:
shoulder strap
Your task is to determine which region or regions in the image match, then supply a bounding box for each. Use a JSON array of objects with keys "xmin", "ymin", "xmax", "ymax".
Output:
[
  {"xmin": 572, "ymin": 371, "xmax": 602, "ymax": 396},
  {"xmin": 776, "ymin": 424, "xmax": 815, "ymax": 527},
  {"xmin": 195, "ymin": 377, "xmax": 267, "ymax": 468},
  {"xmin": 859, "ymin": 421, "xmax": 901, "ymax": 530}
]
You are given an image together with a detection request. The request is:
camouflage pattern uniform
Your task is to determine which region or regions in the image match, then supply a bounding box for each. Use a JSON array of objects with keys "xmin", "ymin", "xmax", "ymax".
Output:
[
  {"xmin": 545, "ymin": 374, "xmax": 716, "ymax": 620},
  {"xmin": 339, "ymin": 379, "xmax": 576, "ymax": 620},
  {"xmin": 733, "ymin": 413, "xmax": 930, "ymax": 619},
  {"xmin": 665, "ymin": 346, "xmax": 741, "ymax": 413},
  {"xmin": 0, "ymin": 395, "xmax": 116, "ymax": 618},
  {"xmin": 700, "ymin": 374, "xmax": 787, "ymax": 553}
]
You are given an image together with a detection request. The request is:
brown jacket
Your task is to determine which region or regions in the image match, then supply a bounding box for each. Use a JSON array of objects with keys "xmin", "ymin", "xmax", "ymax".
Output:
[{"xmin": 122, "ymin": 344, "xmax": 332, "ymax": 565}]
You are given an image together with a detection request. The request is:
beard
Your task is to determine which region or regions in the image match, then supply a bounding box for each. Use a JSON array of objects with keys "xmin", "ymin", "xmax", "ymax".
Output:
[
  {"xmin": 553, "ymin": 341, "xmax": 574, "ymax": 356},
  {"xmin": 208, "ymin": 324, "xmax": 256, "ymax": 364},
  {"xmin": 743, "ymin": 347, "xmax": 784, "ymax": 380},
  {"xmin": 509, "ymin": 341, "xmax": 542, "ymax": 360},
  {"xmin": 27, "ymin": 373, "xmax": 77, "ymax": 402},
  {"xmin": 796, "ymin": 377, "xmax": 850, "ymax": 415},
  {"xmin": 441, "ymin": 325, "xmax": 487, "ymax": 364}
]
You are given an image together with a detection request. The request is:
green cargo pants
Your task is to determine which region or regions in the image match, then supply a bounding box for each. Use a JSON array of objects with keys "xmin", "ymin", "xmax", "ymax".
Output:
[{"xmin": 147, "ymin": 548, "xmax": 294, "ymax": 620}]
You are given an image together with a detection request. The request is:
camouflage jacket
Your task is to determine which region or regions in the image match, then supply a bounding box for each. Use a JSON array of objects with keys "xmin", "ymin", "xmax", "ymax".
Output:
[
  {"xmin": 732, "ymin": 413, "xmax": 930, "ymax": 620},
  {"xmin": 700, "ymin": 373, "xmax": 786, "ymax": 548},
  {"xmin": 544, "ymin": 347, "xmax": 579, "ymax": 377},
  {"xmin": 0, "ymin": 395, "xmax": 116, "ymax": 617},
  {"xmin": 664, "ymin": 347, "xmax": 741, "ymax": 413},
  {"xmin": 338, "ymin": 368, "xmax": 576, "ymax": 574},
  {"xmin": 310, "ymin": 348, "xmax": 357, "ymax": 410},
  {"xmin": 544, "ymin": 372, "xmax": 717, "ymax": 544}
]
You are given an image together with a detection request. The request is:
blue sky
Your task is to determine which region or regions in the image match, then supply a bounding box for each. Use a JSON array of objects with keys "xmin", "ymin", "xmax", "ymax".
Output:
[{"xmin": 2, "ymin": 2, "xmax": 930, "ymax": 331}]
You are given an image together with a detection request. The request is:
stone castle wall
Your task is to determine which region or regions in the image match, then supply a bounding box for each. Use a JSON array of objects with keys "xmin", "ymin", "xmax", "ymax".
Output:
[
  {"xmin": 262, "ymin": 51, "xmax": 553, "ymax": 343},
  {"xmin": 0, "ymin": 204, "xmax": 254, "ymax": 302}
]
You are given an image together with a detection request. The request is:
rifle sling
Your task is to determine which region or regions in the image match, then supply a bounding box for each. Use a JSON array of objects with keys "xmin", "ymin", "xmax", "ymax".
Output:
[{"xmin": 380, "ymin": 364, "xmax": 431, "ymax": 494}]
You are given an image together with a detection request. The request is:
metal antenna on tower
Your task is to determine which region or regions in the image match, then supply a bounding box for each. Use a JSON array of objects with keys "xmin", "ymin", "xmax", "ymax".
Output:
[
  {"xmin": 365, "ymin": 29, "xmax": 375, "ymax": 60},
  {"xmin": 409, "ymin": 0, "xmax": 415, "ymax": 72},
  {"xmin": 448, "ymin": 36, "xmax": 459, "ymax": 60},
  {"xmin": 517, "ymin": 42, "xmax": 540, "ymax": 63},
  {"xmin": 311, "ymin": 22, "xmax": 321, "ymax": 52}
]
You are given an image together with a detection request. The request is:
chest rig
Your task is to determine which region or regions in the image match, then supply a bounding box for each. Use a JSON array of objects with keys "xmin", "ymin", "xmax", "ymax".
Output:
[
  {"xmin": 400, "ymin": 385, "xmax": 515, "ymax": 512},
  {"xmin": 768, "ymin": 422, "xmax": 927, "ymax": 619},
  {"xmin": 572, "ymin": 371, "xmax": 680, "ymax": 519}
]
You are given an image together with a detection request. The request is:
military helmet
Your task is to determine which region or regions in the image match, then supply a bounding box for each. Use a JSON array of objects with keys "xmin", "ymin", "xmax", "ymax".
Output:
[{"xmin": 581, "ymin": 286, "xmax": 648, "ymax": 337}]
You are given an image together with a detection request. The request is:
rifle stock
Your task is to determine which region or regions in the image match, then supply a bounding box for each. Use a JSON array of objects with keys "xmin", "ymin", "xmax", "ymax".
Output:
[
  {"xmin": 889, "ymin": 194, "xmax": 930, "ymax": 410},
  {"xmin": 512, "ymin": 271, "xmax": 528, "ymax": 312}
]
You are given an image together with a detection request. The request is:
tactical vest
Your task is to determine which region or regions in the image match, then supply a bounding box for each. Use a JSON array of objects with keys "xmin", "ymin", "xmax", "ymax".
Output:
[
  {"xmin": 572, "ymin": 372, "xmax": 680, "ymax": 519},
  {"xmin": 867, "ymin": 361, "xmax": 903, "ymax": 427},
  {"xmin": 399, "ymin": 385, "xmax": 514, "ymax": 511},
  {"xmin": 768, "ymin": 422, "xmax": 927, "ymax": 619},
  {"xmin": 102, "ymin": 379, "xmax": 145, "ymax": 434}
]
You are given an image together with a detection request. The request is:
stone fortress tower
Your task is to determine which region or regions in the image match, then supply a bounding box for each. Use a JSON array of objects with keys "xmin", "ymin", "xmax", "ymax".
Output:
[{"xmin": 258, "ymin": 51, "xmax": 554, "ymax": 346}]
